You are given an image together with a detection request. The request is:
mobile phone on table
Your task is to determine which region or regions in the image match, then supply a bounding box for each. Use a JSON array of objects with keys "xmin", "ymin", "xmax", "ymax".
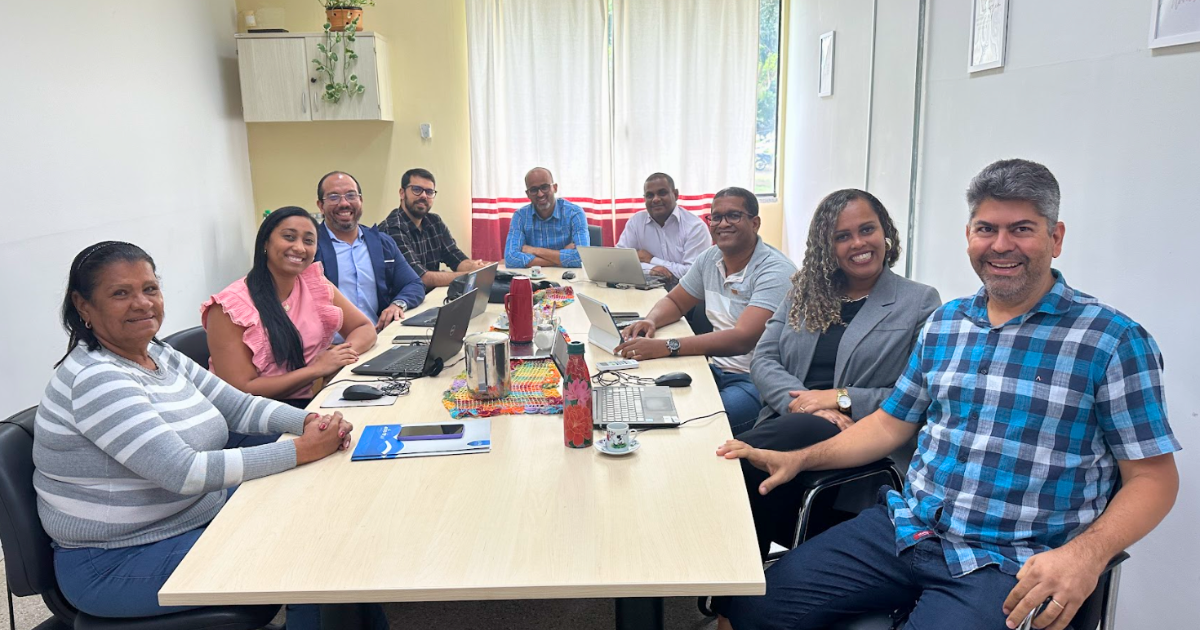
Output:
[{"xmin": 395, "ymin": 424, "xmax": 465, "ymax": 441}]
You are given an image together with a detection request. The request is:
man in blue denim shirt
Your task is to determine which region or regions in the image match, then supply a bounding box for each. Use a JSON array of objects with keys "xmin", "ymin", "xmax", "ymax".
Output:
[
  {"xmin": 503, "ymin": 167, "xmax": 590, "ymax": 268},
  {"xmin": 715, "ymin": 159, "xmax": 1180, "ymax": 630}
]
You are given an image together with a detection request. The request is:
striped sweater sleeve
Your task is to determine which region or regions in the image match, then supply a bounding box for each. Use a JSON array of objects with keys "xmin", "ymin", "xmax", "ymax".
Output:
[
  {"xmin": 168, "ymin": 347, "xmax": 308, "ymax": 437},
  {"xmin": 67, "ymin": 360, "xmax": 298, "ymax": 495}
]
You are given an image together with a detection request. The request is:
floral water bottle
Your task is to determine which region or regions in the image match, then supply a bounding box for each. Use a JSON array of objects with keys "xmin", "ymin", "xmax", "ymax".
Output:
[{"xmin": 562, "ymin": 341, "xmax": 593, "ymax": 448}]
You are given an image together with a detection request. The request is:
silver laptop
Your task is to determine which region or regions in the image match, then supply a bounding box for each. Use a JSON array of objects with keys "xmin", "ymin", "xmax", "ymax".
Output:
[
  {"xmin": 592, "ymin": 386, "xmax": 681, "ymax": 428},
  {"xmin": 578, "ymin": 247, "xmax": 665, "ymax": 288},
  {"xmin": 544, "ymin": 319, "xmax": 680, "ymax": 429}
]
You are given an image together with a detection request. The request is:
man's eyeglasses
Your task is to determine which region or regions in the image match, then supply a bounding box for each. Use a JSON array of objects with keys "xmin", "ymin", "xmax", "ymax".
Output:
[
  {"xmin": 709, "ymin": 211, "xmax": 750, "ymax": 225},
  {"xmin": 526, "ymin": 183, "xmax": 554, "ymax": 196},
  {"xmin": 322, "ymin": 192, "xmax": 361, "ymax": 204},
  {"xmin": 407, "ymin": 185, "xmax": 437, "ymax": 198}
]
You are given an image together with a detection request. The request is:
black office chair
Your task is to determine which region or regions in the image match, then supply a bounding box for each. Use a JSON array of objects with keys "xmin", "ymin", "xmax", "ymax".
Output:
[
  {"xmin": 588, "ymin": 224, "xmax": 603, "ymax": 247},
  {"xmin": 0, "ymin": 407, "xmax": 280, "ymax": 630},
  {"xmin": 162, "ymin": 326, "xmax": 210, "ymax": 369}
]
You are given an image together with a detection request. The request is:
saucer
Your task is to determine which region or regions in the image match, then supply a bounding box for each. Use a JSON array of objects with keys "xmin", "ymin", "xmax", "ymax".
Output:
[
  {"xmin": 594, "ymin": 437, "xmax": 640, "ymax": 456},
  {"xmin": 493, "ymin": 317, "xmax": 509, "ymax": 331},
  {"xmin": 529, "ymin": 273, "xmax": 546, "ymax": 280}
]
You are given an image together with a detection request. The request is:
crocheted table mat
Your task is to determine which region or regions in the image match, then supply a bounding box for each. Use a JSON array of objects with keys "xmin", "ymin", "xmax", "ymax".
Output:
[
  {"xmin": 534, "ymin": 285, "xmax": 575, "ymax": 308},
  {"xmin": 442, "ymin": 358, "xmax": 564, "ymax": 418}
]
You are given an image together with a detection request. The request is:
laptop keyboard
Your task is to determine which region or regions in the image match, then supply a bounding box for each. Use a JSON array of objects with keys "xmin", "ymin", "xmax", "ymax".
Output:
[
  {"xmin": 379, "ymin": 347, "xmax": 428, "ymax": 373},
  {"xmin": 595, "ymin": 387, "xmax": 645, "ymax": 423}
]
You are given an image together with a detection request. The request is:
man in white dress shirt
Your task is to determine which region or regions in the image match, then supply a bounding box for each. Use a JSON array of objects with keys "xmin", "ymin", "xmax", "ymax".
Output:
[{"xmin": 616, "ymin": 172, "xmax": 712, "ymax": 281}]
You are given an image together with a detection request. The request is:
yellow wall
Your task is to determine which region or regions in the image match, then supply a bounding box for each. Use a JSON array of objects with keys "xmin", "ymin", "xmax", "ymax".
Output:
[
  {"xmin": 235, "ymin": 0, "xmax": 473, "ymax": 249},
  {"xmin": 234, "ymin": 0, "xmax": 789, "ymax": 255}
]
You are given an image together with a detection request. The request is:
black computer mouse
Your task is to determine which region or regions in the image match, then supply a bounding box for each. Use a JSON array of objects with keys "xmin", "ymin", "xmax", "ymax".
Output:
[
  {"xmin": 654, "ymin": 372, "xmax": 692, "ymax": 388},
  {"xmin": 343, "ymin": 384, "xmax": 385, "ymax": 400},
  {"xmin": 562, "ymin": 271, "xmax": 577, "ymax": 280}
]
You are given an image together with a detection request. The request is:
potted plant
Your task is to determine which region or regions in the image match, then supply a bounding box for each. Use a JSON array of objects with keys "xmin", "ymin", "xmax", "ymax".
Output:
[{"xmin": 321, "ymin": 0, "xmax": 374, "ymax": 32}]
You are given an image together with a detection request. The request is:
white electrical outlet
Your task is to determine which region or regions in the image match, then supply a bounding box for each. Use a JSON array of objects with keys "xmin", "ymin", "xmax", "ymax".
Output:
[{"xmin": 420, "ymin": 123, "xmax": 433, "ymax": 139}]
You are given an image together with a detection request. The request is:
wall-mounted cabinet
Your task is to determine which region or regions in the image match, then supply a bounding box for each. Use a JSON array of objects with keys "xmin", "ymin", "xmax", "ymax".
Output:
[{"xmin": 234, "ymin": 32, "xmax": 392, "ymax": 123}]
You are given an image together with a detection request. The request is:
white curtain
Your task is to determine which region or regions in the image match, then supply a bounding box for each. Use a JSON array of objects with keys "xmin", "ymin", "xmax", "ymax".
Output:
[
  {"xmin": 467, "ymin": 0, "xmax": 759, "ymax": 254},
  {"xmin": 466, "ymin": 0, "xmax": 612, "ymax": 259},
  {"xmin": 611, "ymin": 0, "xmax": 758, "ymax": 236}
]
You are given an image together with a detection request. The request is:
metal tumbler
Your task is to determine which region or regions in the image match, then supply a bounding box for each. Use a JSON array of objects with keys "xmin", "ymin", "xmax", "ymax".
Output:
[{"xmin": 464, "ymin": 332, "xmax": 511, "ymax": 399}]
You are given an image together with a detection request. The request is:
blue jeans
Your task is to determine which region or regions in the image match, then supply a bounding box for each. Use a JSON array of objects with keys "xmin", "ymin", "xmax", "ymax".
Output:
[
  {"xmin": 709, "ymin": 365, "xmax": 763, "ymax": 436},
  {"xmin": 54, "ymin": 525, "xmax": 389, "ymax": 629},
  {"xmin": 716, "ymin": 502, "xmax": 1018, "ymax": 630}
]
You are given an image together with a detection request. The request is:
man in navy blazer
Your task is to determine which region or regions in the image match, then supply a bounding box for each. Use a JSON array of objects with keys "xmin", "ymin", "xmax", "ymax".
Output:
[{"xmin": 314, "ymin": 171, "xmax": 425, "ymax": 330}]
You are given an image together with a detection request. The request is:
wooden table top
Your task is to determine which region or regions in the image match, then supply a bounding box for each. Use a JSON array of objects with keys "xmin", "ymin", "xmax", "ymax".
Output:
[{"xmin": 159, "ymin": 267, "xmax": 764, "ymax": 605}]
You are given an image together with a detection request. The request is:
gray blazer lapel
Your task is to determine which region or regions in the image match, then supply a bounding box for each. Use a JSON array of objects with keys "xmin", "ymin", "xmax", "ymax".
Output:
[{"xmin": 834, "ymin": 269, "xmax": 898, "ymax": 384}]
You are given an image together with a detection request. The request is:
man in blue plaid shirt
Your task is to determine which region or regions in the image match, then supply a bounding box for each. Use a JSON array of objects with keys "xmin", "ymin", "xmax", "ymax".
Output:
[
  {"xmin": 503, "ymin": 167, "xmax": 590, "ymax": 268},
  {"xmin": 715, "ymin": 159, "xmax": 1180, "ymax": 630}
]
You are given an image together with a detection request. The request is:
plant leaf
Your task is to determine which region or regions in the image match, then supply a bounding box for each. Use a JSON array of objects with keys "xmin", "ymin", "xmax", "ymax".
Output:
[{"xmin": 349, "ymin": 74, "xmax": 358, "ymax": 81}]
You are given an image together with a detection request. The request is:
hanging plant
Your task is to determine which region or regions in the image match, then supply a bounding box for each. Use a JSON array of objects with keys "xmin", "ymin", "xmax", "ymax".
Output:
[{"xmin": 312, "ymin": 15, "xmax": 366, "ymax": 103}]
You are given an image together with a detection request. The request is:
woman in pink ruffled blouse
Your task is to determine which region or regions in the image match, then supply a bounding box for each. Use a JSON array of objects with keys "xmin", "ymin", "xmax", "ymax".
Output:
[{"xmin": 202, "ymin": 207, "xmax": 377, "ymax": 405}]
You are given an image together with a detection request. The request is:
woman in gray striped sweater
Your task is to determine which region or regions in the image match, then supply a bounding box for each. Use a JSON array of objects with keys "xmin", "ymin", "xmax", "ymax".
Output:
[{"xmin": 34, "ymin": 241, "xmax": 388, "ymax": 628}]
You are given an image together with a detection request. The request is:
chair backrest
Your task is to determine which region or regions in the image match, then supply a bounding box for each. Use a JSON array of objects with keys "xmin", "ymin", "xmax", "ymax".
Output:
[
  {"xmin": 163, "ymin": 326, "xmax": 210, "ymax": 368},
  {"xmin": 0, "ymin": 407, "xmax": 59, "ymax": 598},
  {"xmin": 588, "ymin": 224, "xmax": 602, "ymax": 247}
]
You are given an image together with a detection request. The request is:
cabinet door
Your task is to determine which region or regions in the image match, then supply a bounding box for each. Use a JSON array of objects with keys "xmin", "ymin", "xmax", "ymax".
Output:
[
  {"xmin": 237, "ymin": 38, "xmax": 310, "ymax": 122},
  {"xmin": 306, "ymin": 35, "xmax": 383, "ymax": 121}
]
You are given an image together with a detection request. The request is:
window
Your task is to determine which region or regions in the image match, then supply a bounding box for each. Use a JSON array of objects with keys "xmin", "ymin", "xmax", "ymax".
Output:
[{"xmin": 755, "ymin": 0, "xmax": 782, "ymax": 198}]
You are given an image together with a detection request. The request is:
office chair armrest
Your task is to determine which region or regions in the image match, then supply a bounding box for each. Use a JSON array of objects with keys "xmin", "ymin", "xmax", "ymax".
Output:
[
  {"xmin": 793, "ymin": 459, "xmax": 900, "ymax": 490},
  {"xmin": 1099, "ymin": 547, "xmax": 1128, "ymax": 571}
]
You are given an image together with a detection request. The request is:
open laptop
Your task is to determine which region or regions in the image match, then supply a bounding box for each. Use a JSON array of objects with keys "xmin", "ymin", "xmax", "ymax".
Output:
[
  {"xmin": 402, "ymin": 263, "xmax": 498, "ymax": 327},
  {"xmin": 353, "ymin": 289, "xmax": 477, "ymax": 378},
  {"xmin": 578, "ymin": 293, "xmax": 631, "ymax": 355},
  {"xmin": 578, "ymin": 247, "xmax": 665, "ymax": 289}
]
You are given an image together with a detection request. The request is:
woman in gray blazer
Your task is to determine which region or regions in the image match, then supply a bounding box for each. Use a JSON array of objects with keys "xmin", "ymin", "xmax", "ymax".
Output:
[{"xmin": 738, "ymin": 189, "xmax": 940, "ymax": 556}]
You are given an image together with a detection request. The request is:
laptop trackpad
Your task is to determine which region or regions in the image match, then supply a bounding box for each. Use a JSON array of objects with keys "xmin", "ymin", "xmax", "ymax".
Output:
[{"xmin": 643, "ymin": 397, "xmax": 674, "ymax": 412}]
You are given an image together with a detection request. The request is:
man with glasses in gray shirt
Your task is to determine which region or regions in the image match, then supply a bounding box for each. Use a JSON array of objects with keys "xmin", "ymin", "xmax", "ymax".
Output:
[
  {"xmin": 380, "ymin": 168, "xmax": 491, "ymax": 288},
  {"xmin": 615, "ymin": 187, "xmax": 797, "ymax": 435}
]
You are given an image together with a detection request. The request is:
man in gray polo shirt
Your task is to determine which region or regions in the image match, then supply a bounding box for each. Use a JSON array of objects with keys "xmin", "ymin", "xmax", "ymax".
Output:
[{"xmin": 616, "ymin": 187, "xmax": 796, "ymax": 435}]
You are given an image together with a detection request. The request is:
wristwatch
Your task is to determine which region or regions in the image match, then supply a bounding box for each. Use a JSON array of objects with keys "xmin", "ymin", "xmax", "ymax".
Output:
[
  {"xmin": 836, "ymin": 388, "xmax": 852, "ymax": 415},
  {"xmin": 392, "ymin": 299, "xmax": 408, "ymax": 310},
  {"xmin": 666, "ymin": 338, "xmax": 680, "ymax": 357}
]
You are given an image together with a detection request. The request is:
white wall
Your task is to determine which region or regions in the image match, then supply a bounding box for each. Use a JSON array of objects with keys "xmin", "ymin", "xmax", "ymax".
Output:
[
  {"xmin": 781, "ymin": 0, "xmax": 875, "ymax": 255},
  {"xmin": 0, "ymin": 1, "xmax": 255, "ymax": 409},
  {"xmin": 915, "ymin": 2, "xmax": 1200, "ymax": 627},
  {"xmin": 784, "ymin": 0, "xmax": 1200, "ymax": 626},
  {"xmin": 782, "ymin": 0, "xmax": 922, "ymax": 271}
]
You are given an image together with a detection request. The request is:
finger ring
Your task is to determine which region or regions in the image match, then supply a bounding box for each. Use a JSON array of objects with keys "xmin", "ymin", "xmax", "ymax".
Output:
[
  {"xmin": 1049, "ymin": 599, "xmax": 1065, "ymax": 609},
  {"xmin": 799, "ymin": 406, "xmax": 807, "ymax": 412}
]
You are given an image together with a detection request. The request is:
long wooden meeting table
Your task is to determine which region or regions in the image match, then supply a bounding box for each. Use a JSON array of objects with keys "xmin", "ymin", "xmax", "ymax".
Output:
[{"xmin": 159, "ymin": 267, "xmax": 765, "ymax": 629}]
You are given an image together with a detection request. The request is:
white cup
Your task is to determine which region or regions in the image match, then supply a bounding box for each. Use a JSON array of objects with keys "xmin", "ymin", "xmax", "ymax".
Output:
[
  {"xmin": 530, "ymin": 265, "xmax": 544, "ymax": 278},
  {"xmin": 605, "ymin": 422, "xmax": 634, "ymax": 451}
]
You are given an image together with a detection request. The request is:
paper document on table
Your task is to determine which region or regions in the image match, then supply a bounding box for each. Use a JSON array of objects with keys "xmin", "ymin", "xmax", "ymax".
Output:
[{"xmin": 351, "ymin": 420, "xmax": 491, "ymax": 461}]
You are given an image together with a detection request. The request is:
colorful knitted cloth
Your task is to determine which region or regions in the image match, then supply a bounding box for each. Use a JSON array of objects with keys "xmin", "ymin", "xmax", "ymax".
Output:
[
  {"xmin": 534, "ymin": 285, "xmax": 575, "ymax": 308},
  {"xmin": 442, "ymin": 359, "xmax": 564, "ymax": 418}
]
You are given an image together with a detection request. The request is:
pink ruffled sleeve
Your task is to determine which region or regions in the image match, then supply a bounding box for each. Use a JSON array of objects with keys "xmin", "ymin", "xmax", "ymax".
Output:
[{"xmin": 199, "ymin": 277, "xmax": 277, "ymax": 375}]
